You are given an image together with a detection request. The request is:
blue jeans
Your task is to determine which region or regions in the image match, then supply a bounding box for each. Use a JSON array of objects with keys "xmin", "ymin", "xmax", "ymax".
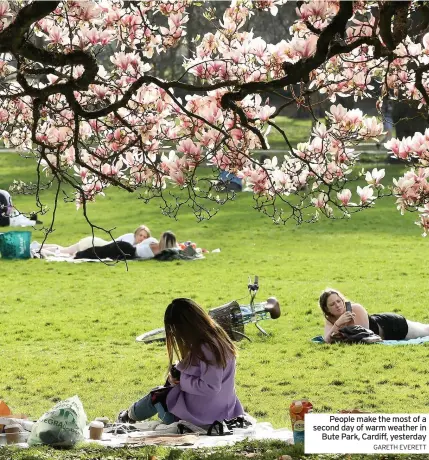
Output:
[{"xmin": 129, "ymin": 392, "xmax": 177, "ymax": 424}]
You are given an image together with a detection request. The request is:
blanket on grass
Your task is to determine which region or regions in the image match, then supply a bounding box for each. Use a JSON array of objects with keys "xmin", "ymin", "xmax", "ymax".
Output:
[
  {"xmin": 0, "ymin": 418, "xmax": 293, "ymax": 449},
  {"xmin": 311, "ymin": 335, "xmax": 429, "ymax": 345},
  {"xmin": 33, "ymin": 249, "xmax": 204, "ymax": 263}
]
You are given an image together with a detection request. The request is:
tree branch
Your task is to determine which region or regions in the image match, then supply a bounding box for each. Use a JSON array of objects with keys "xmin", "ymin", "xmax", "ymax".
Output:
[
  {"xmin": 379, "ymin": 1, "xmax": 410, "ymax": 51},
  {"xmin": 0, "ymin": 1, "xmax": 60, "ymax": 52}
]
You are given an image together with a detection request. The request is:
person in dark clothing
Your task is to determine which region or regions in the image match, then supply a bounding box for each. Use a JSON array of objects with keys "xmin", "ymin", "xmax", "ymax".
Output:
[
  {"xmin": 0, "ymin": 190, "xmax": 10, "ymax": 227},
  {"xmin": 319, "ymin": 288, "xmax": 429, "ymax": 343},
  {"xmin": 74, "ymin": 240, "xmax": 136, "ymax": 260},
  {"xmin": 0, "ymin": 189, "xmax": 41, "ymax": 227}
]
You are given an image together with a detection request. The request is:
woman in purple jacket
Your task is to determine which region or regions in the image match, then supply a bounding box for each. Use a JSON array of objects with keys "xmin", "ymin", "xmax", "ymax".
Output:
[{"xmin": 118, "ymin": 298, "xmax": 244, "ymax": 426}]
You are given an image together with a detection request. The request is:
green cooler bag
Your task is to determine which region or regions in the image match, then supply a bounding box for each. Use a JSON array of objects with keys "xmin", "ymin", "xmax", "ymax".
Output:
[{"xmin": 0, "ymin": 231, "xmax": 32, "ymax": 259}]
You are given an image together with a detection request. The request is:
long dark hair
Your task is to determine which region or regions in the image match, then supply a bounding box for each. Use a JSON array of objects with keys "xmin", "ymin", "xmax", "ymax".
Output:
[
  {"xmin": 159, "ymin": 231, "xmax": 177, "ymax": 251},
  {"xmin": 164, "ymin": 298, "xmax": 237, "ymax": 369},
  {"xmin": 319, "ymin": 288, "xmax": 346, "ymax": 324}
]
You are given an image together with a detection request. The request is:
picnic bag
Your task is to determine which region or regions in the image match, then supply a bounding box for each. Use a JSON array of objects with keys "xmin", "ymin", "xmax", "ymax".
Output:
[
  {"xmin": 331, "ymin": 325, "xmax": 382, "ymax": 344},
  {"xmin": 28, "ymin": 395, "xmax": 87, "ymax": 447},
  {"xmin": 0, "ymin": 231, "xmax": 31, "ymax": 259}
]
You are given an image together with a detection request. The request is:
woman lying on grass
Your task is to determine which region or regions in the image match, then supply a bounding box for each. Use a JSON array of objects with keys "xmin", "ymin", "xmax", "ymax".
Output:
[
  {"xmin": 320, "ymin": 288, "xmax": 429, "ymax": 344},
  {"xmin": 150, "ymin": 230, "xmax": 179, "ymax": 256},
  {"xmin": 74, "ymin": 230, "xmax": 178, "ymax": 260},
  {"xmin": 117, "ymin": 298, "xmax": 244, "ymax": 426},
  {"xmin": 37, "ymin": 224, "xmax": 153, "ymax": 257}
]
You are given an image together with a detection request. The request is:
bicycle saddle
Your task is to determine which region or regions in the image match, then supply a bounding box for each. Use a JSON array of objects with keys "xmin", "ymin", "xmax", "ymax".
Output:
[{"xmin": 265, "ymin": 297, "xmax": 281, "ymax": 319}]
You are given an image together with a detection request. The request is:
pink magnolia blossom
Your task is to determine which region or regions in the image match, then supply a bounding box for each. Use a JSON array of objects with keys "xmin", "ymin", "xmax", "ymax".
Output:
[
  {"xmin": 110, "ymin": 52, "xmax": 137, "ymax": 71},
  {"xmin": 49, "ymin": 25, "xmax": 64, "ymax": 44},
  {"xmin": 357, "ymin": 185, "xmax": 375, "ymax": 204},
  {"xmin": 337, "ymin": 189, "xmax": 352, "ymax": 206},
  {"xmin": 254, "ymin": 0, "xmax": 282, "ymax": 16},
  {"xmin": 360, "ymin": 117, "xmax": 384, "ymax": 138},
  {"xmin": 329, "ymin": 104, "xmax": 347, "ymax": 123},
  {"xmin": 46, "ymin": 126, "xmax": 73, "ymax": 145},
  {"xmin": 311, "ymin": 192, "xmax": 328, "ymax": 208},
  {"xmin": 365, "ymin": 168, "xmax": 385, "ymax": 188},
  {"xmin": 258, "ymin": 105, "xmax": 276, "ymax": 122},
  {"xmin": 417, "ymin": 204, "xmax": 429, "ymax": 236},
  {"xmin": 423, "ymin": 32, "xmax": 429, "ymax": 50},
  {"xmin": 75, "ymin": 2, "xmax": 101, "ymax": 21},
  {"xmin": 0, "ymin": 108, "xmax": 8, "ymax": 122},
  {"xmin": 1, "ymin": 0, "xmax": 429, "ymax": 233},
  {"xmin": 344, "ymin": 108, "xmax": 363, "ymax": 126},
  {"xmin": 177, "ymin": 139, "xmax": 202, "ymax": 159},
  {"xmin": 238, "ymin": 167, "xmax": 270, "ymax": 194},
  {"xmin": 91, "ymin": 85, "xmax": 109, "ymax": 99},
  {"xmin": 385, "ymin": 137, "xmax": 413, "ymax": 160},
  {"xmin": 0, "ymin": 1, "xmax": 10, "ymax": 19},
  {"xmin": 290, "ymin": 35, "xmax": 318, "ymax": 58}
]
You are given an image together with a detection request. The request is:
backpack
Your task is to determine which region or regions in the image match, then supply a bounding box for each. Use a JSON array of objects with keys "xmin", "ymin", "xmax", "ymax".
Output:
[
  {"xmin": 153, "ymin": 247, "xmax": 199, "ymax": 261},
  {"xmin": 331, "ymin": 325, "xmax": 383, "ymax": 344}
]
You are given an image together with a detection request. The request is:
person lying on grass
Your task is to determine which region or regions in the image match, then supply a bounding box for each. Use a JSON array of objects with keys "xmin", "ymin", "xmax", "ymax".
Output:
[
  {"xmin": 149, "ymin": 230, "xmax": 179, "ymax": 256},
  {"xmin": 320, "ymin": 288, "xmax": 429, "ymax": 344},
  {"xmin": 38, "ymin": 225, "xmax": 154, "ymax": 257},
  {"xmin": 117, "ymin": 298, "xmax": 244, "ymax": 427},
  {"xmin": 73, "ymin": 230, "xmax": 178, "ymax": 260}
]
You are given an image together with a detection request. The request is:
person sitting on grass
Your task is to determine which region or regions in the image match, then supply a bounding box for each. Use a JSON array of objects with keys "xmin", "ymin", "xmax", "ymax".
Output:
[
  {"xmin": 0, "ymin": 189, "xmax": 42, "ymax": 227},
  {"xmin": 37, "ymin": 225, "xmax": 152, "ymax": 257},
  {"xmin": 320, "ymin": 288, "xmax": 429, "ymax": 344},
  {"xmin": 117, "ymin": 298, "xmax": 244, "ymax": 426}
]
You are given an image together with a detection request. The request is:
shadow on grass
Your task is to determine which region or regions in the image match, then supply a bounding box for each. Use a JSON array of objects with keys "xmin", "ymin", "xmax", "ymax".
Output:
[{"xmin": 1, "ymin": 441, "xmax": 427, "ymax": 460}]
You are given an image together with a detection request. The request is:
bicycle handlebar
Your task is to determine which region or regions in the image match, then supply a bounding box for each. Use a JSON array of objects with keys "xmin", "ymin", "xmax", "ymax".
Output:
[
  {"xmin": 264, "ymin": 297, "xmax": 281, "ymax": 319},
  {"xmin": 248, "ymin": 275, "xmax": 259, "ymax": 292}
]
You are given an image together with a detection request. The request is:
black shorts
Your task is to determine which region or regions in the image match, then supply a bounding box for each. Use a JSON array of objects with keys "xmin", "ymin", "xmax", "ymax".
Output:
[
  {"xmin": 369, "ymin": 313, "xmax": 408, "ymax": 340},
  {"xmin": 75, "ymin": 241, "xmax": 136, "ymax": 260}
]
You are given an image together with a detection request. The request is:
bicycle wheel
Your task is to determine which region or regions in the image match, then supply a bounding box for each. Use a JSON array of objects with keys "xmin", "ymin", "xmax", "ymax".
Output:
[{"xmin": 136, "ymin": 327, "xmax": 166, "ymax": 343}]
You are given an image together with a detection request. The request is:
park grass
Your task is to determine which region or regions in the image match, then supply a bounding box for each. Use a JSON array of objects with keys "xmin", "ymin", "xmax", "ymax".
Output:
[
  {"xmin": 1, "ymin": 151, "xmax": 429, "ymax": 460},
  {"xmin": 265, "ymin": 116, "xmax": 312, "ymax": 150}
]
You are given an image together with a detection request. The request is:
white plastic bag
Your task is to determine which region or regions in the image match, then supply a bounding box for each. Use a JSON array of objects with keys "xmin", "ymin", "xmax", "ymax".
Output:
[{"xmin": 28, "ymin": 395, "xmax": 87, "ymax": 447}]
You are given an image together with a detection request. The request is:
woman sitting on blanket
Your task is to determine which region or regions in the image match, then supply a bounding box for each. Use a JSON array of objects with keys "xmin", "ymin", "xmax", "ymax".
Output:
[
  {"xmin": 74, "ymin": 230, "xmax": 178, "ymax": 260},
  {"xmin": 117, "ymin": 298, "xmax": 244, "ymax": 426},
  {"xmin": 320, "ymin": 288, "xmax": 429, "ymax": 343},
  {"xmin": 38, "ymin": 225, "xmax": 152, "ymax": 257}
]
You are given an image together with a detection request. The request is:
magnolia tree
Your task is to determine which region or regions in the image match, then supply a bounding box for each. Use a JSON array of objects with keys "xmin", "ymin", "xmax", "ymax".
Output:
[{"xmin": 1, "ymin": 0, "xmax": 429, "ymax": 235}]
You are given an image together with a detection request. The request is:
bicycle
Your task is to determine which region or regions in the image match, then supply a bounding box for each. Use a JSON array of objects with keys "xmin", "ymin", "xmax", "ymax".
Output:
[{"xmin": 135, "ymin": 276, "xmax": 281, "ymax": 344}]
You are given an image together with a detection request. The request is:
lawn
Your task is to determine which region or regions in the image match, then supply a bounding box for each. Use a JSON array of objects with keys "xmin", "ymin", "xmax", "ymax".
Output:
[
  {"xmin": 265, "ymin": 116, "xmax": 312, "ymax": 150},
  {"xmin": 1, "ymin": 151, "xmax": 428, "ymax": 460}
]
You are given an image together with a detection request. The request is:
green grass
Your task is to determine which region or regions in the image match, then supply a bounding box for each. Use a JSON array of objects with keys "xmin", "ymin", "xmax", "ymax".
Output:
[
  {"xmin": 0, "ymin": 152, "xmax": 428, "ymax": 460},
  {"xmin": 266, "ymin": 116, "xmax": 312, "ymax": 150},
  {"xmin": 265, "ymin": 116, "xmax": 394, "ymax": 164}
]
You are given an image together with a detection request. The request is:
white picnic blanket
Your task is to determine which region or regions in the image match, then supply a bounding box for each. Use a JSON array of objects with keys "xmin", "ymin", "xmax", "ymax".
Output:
[
  {"xmin": 86, "ymin": 422, "xmax": 293, "ymax": 448},
  {"xmin": 43, "ymin": 255, "xmax": 114, "ymax": 263},
  {"xmin": 0, "ymin": 418, "xmax": 293, "ymax": 449}
]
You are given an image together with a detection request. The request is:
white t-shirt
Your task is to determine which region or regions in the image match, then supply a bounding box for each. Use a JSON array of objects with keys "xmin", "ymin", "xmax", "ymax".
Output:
[
  {"xmin": 116, "ymin": 233, "xmax": 135, "ymax": 245},
  {"xmin": 135, "ymin": 237, "xmax": 158, "ymax": 259}
]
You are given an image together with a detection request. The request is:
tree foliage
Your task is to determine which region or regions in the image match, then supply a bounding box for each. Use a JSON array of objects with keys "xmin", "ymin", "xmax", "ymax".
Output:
[{"xmin": 1, "ymin": 0, "xmax": 429, "ymax": 234}]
